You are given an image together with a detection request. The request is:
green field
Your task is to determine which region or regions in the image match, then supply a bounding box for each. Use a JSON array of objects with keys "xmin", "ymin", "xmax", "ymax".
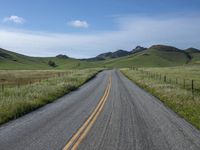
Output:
[
  {"xmin": 0, "ymin": 70, "xmax": 70, "ymax": 86},
  {"xmin": 121, "ymin": 66, "xmax": 200, "ymax": 129},
  {"xmin": 0, "ymin": 69, "xmax": 101, "ymax": 125}
]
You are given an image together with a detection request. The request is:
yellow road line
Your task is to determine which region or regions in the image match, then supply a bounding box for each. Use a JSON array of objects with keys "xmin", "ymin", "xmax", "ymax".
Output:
[{"xmin": 63, "ymin": 76, "xmax": 112, "ymax": 150}]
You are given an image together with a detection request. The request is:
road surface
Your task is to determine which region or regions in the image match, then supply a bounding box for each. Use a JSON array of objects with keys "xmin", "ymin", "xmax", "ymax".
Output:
[{"xmin": 0, "ymin": 70, "xmax": 200, "ymax": 150}]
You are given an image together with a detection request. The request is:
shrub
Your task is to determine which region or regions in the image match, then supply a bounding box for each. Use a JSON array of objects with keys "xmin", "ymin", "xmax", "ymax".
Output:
[{"xmin": 48, "ymin": 60, "xmax": 57, "ymax": 67}]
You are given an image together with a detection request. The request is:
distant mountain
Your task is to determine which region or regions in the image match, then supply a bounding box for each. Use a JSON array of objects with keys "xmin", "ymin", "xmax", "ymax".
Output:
[
  {"xmin": 89, "ymin": 46, "xmax": 146, "ymax": 61},
  {"xmin": 95, "ymin": 52, "xmax": 113, "ymax": 59},
  {"xmin": 97, "ymin": 50, "xmax": 131, "ymax": 59},
  {"xmin": 131, "ymin": 46, "xmax": 147, "ymax": 53},
  {"xmin": 56, "ymin": 54, "xmax": 69, "ymax": 59},
  {"xmin": 86, "ymin": 49, "xmax": 131, "ymax": 61}
]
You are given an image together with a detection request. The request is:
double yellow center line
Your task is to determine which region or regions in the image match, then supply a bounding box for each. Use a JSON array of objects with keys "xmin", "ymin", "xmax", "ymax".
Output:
[{"xmin": 63, "ymin": 75, "xmax": 112, "ymax": 150}]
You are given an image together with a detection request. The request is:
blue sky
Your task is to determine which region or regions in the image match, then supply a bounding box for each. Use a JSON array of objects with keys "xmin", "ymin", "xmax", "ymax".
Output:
[{"xmin": 0, "ymin": 0, "xmax": 200, "ymax": 58}]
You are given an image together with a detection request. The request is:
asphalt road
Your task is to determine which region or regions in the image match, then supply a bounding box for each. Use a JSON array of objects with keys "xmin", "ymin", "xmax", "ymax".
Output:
[{"xmin": 0, "ymin": 70, "xmax": 200, "ymax": 150}]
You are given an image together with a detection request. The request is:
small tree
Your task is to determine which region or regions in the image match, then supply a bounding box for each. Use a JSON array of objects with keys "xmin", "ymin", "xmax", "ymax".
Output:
[{"xmin": 48, "ymin": 60, "xmax": 56, "ymax": 67}]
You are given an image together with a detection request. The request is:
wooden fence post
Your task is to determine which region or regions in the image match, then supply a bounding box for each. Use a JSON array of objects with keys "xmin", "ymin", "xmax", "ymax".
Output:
[
  {"xmin": 164, "ymin": 76, "xmax": 166, "ymax": 82},
  {"xmin": 18, "ymin": 81, "xmax": 20, "ymax": 88},
  {"xmin": 192, "ymin": 80, "xmax": 194, "ymax": 94},
  {"xmin": 1, "ymin": 84, "xmax": 4, "ymax": 92}
]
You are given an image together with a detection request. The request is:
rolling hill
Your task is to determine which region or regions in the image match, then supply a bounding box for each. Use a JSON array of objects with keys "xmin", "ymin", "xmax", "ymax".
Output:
[
  {"xmin": 99, "ymin": 45, "xmax": 200, "ymax": 68},
  {"xmin": 185, "ymin": 48, "xmax": 200, "ymax": 64},
  {"xmin": 0, "ymin": 45, "xmax": 200, "ymax": 69},
  {"xmin": 0, "ymin": 48, "xmax": 99, "ymax": 69}
]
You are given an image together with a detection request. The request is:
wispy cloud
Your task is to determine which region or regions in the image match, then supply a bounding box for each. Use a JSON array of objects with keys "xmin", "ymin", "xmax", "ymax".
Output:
[
  {"xmin": 0, "ymin": 14, "xmax": 200, "ymax": 58},
  {"xmin": 2, "ymin": 15, "xmax": 25, "ymax": 24},
  {"xmin": 67, "ymin": 20, "xmax": 89, "ymax": 28}
]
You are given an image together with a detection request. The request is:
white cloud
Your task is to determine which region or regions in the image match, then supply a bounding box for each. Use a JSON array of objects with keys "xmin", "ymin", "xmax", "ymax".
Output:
[
  {"xmin": 67, "ymin": 20, "xmax": 89, "ymax": 28},
  {"xmin": 0, "ymin": 14, "xmax": 200, "ymax": 58},
  {"xmin": 3, "ymin": 15, "xmax": 25, "ymax": 24}
]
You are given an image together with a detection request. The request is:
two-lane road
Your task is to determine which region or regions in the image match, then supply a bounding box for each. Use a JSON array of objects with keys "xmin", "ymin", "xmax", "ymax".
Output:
[{"xmin": 0, "ymin": 70, "xmax": 200, "ymax": 150}]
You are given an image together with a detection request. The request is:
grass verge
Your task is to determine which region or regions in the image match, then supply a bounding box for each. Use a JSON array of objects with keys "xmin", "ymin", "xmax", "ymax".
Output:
[
  {"xmin": 0, "ymin": 69, "xmax": 101, "ymax": 125},
  {"xmin": 121, "ymin": 68, "xmax": 200, "ymax": 129}
]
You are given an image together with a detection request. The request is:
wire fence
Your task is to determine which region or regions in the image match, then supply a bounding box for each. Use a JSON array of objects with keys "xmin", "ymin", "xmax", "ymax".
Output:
[{"xmin": 130, "ymin": 67, "xmax": 200, "ymax": 95}]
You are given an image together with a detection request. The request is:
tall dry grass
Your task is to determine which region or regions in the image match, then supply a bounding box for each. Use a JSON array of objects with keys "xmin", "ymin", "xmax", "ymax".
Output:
[
  {"xmin": 0, "ymin": 69, "xmax": 101, "ymax": 125},
  {"xmin": 122, "ymin": 67, "xmax": 200, "ymax": 129}
]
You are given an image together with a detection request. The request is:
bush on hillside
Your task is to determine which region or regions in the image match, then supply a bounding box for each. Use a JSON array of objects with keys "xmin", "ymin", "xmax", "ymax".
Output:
[{"xmin": 48, "ymin": 60, "xmax": 57, "ymax": 67}]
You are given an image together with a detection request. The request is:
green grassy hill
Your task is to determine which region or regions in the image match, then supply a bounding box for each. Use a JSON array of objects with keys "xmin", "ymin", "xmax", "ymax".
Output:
[
  {"xmin": 185, "ymin": 48, "xmax": 200, "ymax": 64},
  {"xmin": 100, "ymin": 45, "xmax": 200, "ymax": 68},
  {"xmin": 0, "ymin": 48, "xmax": 99, "ymax": 69},
  {"xmin": 1, "ymin": 45, "xmax": 200, "ymax": 69}
]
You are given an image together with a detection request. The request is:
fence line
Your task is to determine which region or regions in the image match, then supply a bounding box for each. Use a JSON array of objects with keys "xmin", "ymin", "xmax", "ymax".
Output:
[{"xmin": 130, "ymin": 67, "xmax": 200, "ymax": 95}]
